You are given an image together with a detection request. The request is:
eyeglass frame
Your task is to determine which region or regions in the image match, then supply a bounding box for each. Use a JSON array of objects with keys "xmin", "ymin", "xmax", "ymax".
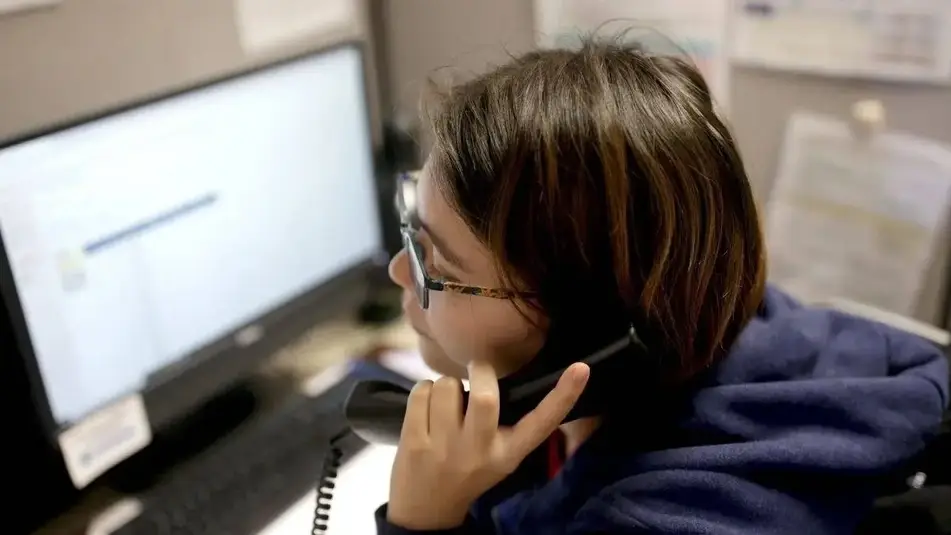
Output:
[{"xmin": 395, "ymin": 172, "xmax": 530, "ymax": 310}]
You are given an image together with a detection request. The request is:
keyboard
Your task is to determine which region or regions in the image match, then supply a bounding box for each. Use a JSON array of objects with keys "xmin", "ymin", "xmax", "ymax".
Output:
[{"xmin": 110, "ymin": 362, "xmax": 408, "ymax": 535}]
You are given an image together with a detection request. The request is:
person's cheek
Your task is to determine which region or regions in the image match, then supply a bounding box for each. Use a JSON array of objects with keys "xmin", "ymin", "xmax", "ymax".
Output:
[
  {"xmin": 426, "ymin": 299, "xmax": 482, "ymax": 368},
  {"xmin": 417, "ymin": 336, "xmax": 467, "ymax": 378},
  {"xmin": 477, "ymin": 303, "xmax": 545, "ymax": 376},
  {"xmin": 421, "ymin": 298, "xmax": 462, "ymax": 363}
]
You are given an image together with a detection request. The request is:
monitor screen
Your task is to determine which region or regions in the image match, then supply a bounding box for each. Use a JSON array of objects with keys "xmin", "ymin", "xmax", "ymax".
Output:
[{"xmin": 0, "ymin": 45, "xmax": 382, "ymax": 428}]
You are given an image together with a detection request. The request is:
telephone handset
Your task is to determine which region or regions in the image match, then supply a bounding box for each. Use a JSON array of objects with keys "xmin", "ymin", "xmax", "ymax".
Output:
[{"xmin": 311, "ymin": 325, "xmax": 651, "ymax": 534}]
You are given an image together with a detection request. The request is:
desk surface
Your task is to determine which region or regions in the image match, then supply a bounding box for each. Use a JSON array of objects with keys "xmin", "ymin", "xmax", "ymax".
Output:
[
  {"xmin": 38, "ymin": 316, "xmax": 418, "ymax": 535},
  {"xmin": 258, "ymin": 444, "xmax": 397, "ymax": 535},
  {"xmin": 258, "ymin": 345, "xmax": 439, "ymax": 535}
]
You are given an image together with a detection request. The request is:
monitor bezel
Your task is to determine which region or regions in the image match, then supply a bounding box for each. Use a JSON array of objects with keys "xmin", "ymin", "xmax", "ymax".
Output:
[
  {"xmin": 942, "ymin": 245, "xmax": 951, "ymax": 331},
  {"xmin": 0, "ymin": 39, "xmax": 384, "ymax": 442}
]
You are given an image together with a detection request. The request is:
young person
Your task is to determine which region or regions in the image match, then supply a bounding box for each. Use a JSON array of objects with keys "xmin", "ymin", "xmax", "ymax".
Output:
[{"xmin": 376, "ymin": 40, "xmax": 949, "ymax": 534}]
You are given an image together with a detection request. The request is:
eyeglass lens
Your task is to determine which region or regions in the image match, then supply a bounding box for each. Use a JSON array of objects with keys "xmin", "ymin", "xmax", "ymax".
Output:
[{"xmin": 403, "ymin": 230, "xmax": 428, "ymax": 309}]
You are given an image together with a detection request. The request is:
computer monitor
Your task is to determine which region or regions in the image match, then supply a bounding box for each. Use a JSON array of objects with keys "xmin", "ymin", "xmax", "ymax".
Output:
[
  {"xmin": 0, "ymin": 42, "xmax": 383, "ymax": 492},
  {"xmin": 943, "ymin": 251, "xmax": 951, "ymax": 331}
]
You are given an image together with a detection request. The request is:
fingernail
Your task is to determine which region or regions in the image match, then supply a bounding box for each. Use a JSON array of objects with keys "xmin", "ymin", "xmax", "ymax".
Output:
[{"xmin": 572, "ymin": 364, "xmax": 590, "ymax": 385}]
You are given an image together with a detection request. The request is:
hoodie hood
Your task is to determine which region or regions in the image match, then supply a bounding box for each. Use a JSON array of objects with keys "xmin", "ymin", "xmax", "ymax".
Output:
[{"xmin": 486, "ymin": 286, "xmax": 949, "ymax": 535}]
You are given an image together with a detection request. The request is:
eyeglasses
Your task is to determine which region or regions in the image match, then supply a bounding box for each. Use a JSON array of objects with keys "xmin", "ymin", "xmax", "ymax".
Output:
[{"xmin": 395, "ymin": 173, "xmax": 527, "ymax": 310}]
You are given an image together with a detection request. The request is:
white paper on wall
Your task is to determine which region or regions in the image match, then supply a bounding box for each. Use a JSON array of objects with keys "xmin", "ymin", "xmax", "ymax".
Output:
[
  {"xmin": 533, "ymin": 0, "xmax": 733, "ymax": 109},
  {"xmin": 765, "ymin": 112, "xmax": 951, "ymax": 317},
  {"xmin": 731, "ymin": 0, "xmax": 951, "ymax": 84},
  {"xmin": 234, "ymin": 0, "xmax": 357, "ymax": 54},
  {"xmin": 0, "ymin": 0, "xmax": 59, "ymax": 16}
]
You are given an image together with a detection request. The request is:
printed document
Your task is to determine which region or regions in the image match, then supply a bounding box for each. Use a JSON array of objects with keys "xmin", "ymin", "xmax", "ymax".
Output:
[{"xmin": 765, "ymin": 112, "xmax": 951, "ymax": 317}]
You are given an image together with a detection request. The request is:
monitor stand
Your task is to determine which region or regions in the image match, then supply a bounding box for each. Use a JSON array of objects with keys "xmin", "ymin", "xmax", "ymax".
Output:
[
  {"xmin": 106, "ymin": 381, "xmax": 259, "ymax": 493},
  {"xmin": 357, "ymin": 265, "xmax": 402, "ymax": 325}
]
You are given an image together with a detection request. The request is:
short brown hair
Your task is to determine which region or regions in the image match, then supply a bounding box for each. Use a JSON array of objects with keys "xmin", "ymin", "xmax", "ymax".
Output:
[{"xmin": 423, "ymin": 40, "xmax": 766, "ymax": 380}]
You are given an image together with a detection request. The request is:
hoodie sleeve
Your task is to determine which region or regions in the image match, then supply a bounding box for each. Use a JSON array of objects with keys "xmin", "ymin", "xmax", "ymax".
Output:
[
  {"xmin": 375, "ymin": 504, "xmax": 493, "ymax": 535},
  {"xmin": 572, "ymin": 469, "xmax": 880, "ymax": 534}
]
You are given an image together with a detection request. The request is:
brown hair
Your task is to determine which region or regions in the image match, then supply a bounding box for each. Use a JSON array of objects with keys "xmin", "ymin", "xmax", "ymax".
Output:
[{"xmin": 423, "ymin": 40, "xmax": 766, "ymax": 380}]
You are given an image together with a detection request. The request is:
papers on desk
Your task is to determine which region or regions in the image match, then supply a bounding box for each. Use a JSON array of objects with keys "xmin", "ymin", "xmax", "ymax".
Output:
[
  {"xmin": 533, "ymin": 0, "xmax": 732, "ymax": 109},
  {"xmin": 732, "ymin": 0, "xmax": 951, "ymax": 83},
  {"xmin": 765, "ymin": 112, "xmax": 951, "ymax": 318},
  {"xmin": 377, "ymin": 348, "xmax": 441, "ymax": 382}
]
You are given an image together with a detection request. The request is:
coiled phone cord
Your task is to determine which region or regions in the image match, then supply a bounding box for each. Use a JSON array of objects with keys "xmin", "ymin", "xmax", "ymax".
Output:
[{"xmin": 312, "ymin": 430, "xmax": 349, "ymax": 534}]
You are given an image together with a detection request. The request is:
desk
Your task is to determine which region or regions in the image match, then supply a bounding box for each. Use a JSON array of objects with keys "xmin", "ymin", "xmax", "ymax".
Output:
[
  {"xmin": 258, "ymin": 345, "xmax": 439, "ymax": 535},
  {"xmin": 39, "ymin": 317, "xmax": 417, "ymax": 535},
  {"xmin": 258, "ymin": 444, "xmax": 397, "ymax": 535}
]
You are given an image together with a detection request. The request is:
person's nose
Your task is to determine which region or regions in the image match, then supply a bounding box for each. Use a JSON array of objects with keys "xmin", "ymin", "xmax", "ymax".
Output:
[{"xmin": 388, "ymin": 248, "xmax": 413, "ymax": 291}]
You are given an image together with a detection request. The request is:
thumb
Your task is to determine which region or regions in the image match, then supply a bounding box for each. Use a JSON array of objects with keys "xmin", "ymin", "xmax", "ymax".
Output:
[{"xmin": 503, "ymin": 363, "xmax": 590, "ymax": 461}]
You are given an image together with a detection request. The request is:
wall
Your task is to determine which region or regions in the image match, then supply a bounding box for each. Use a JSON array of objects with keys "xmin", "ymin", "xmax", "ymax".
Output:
[
  {"xmin": 0, "ymin": 0, "xmax": 382, "ymax": 144},
  {"xmin": 1, "ymin": 0, "xmax": 947, "ymax": 326},
  {"xmin": 379, "ymin": 0, "xmax": 537, "ymax": 149},
  {"xmin": 382, "ymin": 0, "xmax": 951, "ymax": 326}
]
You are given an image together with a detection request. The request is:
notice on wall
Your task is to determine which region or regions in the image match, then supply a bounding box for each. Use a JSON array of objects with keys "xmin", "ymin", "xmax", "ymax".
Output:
[
  {"xmin": 732, "ymin": 0, "xmax": 951, "ymax": 84},
  {"xmin": 533, "ymin": 0, "xmax": 732, "ymax": 109},
  {"xmin": 233, "ymin": 0, "xmax": 357, "ymax": 55},
  {"xmin": 0, "ymin": 0, "xmax": 59, "ymax": 17},
  {"xmin": 765, "ymin": 112, "xmax": 951, "ymax": 317}
]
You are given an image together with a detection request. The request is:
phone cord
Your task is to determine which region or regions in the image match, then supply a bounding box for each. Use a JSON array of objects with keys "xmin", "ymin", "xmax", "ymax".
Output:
[{"xmin": 312, "ymin": 430, "xmax": 349, "ymax": 535}]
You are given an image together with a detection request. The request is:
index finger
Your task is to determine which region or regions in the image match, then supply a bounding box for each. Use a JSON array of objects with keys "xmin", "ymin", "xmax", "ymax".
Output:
[
  {"xmin": 506, "ymin": 363, "xmax": 589, "ymax": 459},
  {"xmin": 401, "ymin": 380, "xmax": 433, "ymax": 442},
  {"xmin": 464, "ymin": 360, "xmax": 500, "ymax": 440}
]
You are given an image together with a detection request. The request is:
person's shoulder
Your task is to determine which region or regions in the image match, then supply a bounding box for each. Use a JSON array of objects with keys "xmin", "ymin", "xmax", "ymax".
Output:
[
  {"xmin": 755, "ymin": 286, "xmax": 947, "ymax": 351},
  {"xmin": 561, "ymin": 288, "xmax": 950, "ymax": 535},
  {"xmin": 806, "ymin": 295, "xmax": 949, "ymax": 382},
  {"xmin": 719, "ymin": 286, "xmax": 948, "ymax": 391},
  {"xmin": 571, "ymin": 469, "xmax": 855, "ymax": 535}
]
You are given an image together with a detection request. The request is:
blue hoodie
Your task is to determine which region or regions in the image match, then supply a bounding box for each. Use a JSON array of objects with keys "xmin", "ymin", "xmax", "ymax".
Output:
[{"xmin": 376, "ymin": 287, "xmax": 949, "ymax": 534}]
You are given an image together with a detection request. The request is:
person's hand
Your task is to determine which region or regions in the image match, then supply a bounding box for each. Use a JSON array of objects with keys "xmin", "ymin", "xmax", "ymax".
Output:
[{"xmin": 386, "ymin": 360, "xmax": 590, "ymax": 530}]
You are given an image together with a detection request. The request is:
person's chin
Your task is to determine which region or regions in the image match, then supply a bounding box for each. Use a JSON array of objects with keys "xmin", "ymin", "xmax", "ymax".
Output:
[{"xmin": 416, "ymin": 335, "xmax": 467, "ymax": 379}]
